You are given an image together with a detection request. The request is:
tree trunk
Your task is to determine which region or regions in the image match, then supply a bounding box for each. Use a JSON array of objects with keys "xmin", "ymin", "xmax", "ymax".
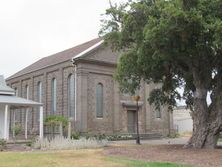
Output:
[
  {"xmin": 183, "ymin": 68, "xmax": 222, "ymax": 149},
  {"xmin": 184, "ymin": 83, "xmax": 222, "ymax": 149},
  {"xmin": 186, "ymin": 121, "xmax": 221, "ymax": 149}
]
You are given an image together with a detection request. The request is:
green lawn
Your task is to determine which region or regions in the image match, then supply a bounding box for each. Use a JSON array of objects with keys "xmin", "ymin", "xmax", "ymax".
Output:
[
  {"xmin": 0, "ymin": 149, "xmax": 191, "ymax": 167},
  {"xmin": 108, "ymin": 157, "xmax": 191, "ymax": 167}
]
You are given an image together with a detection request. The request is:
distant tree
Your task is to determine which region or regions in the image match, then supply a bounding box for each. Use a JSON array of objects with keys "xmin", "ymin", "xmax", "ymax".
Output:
[{"xmin": 100, "ymin": 0, "xmax": 222, "ymax": 148}]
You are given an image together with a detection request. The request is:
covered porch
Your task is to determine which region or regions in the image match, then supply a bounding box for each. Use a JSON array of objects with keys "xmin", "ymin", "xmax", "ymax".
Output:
[{"xmin": 0, "ymin": 75, "xmax": 44, "ymax": 140}]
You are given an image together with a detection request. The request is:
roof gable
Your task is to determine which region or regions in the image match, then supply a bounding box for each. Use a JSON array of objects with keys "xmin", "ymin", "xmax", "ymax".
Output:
[{"xmin": 83, "ymin": 46, "xmax": 119, "ymax": 65}]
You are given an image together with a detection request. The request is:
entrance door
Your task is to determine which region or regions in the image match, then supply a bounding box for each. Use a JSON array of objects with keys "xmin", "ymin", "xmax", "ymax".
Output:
[{"xmin": 127, "ymin": 110, "xmax": 136, "ymax": 133}]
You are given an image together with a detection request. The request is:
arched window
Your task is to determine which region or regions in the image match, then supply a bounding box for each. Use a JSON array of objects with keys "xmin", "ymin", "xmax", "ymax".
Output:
[
  {"xmin": 68, "ymin": 74, "xmax": 75, "ymax": 118},
  {"xmin": 37, "ymin": 82, "xmax": 42, "ymax": 103},
  {"xmin": 51, "ymin": 78, "xmax": 57, "ymax": 114},
  {"xmin": 96, "ymin": 83, "xmax": 103, "ymax": 118}
]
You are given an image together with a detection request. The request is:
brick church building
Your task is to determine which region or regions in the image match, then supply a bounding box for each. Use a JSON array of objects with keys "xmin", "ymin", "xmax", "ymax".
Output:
[{"xmin": 6, "ymin": 38, "xmax": 173, "ymax": 136}]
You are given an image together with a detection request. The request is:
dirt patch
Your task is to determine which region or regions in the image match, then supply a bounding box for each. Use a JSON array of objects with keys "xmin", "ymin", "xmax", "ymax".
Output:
[
  {"xmin": 104, "ymin": 144, "xmax": 222, "ymax": 167},
  {"xmin": 2, "ymin": 144, "xmax": 35, "ymax": 152}
]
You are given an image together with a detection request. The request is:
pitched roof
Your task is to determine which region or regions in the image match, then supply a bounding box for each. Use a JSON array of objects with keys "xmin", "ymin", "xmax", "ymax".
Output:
[
  {"xmin": 0, "ymin": 95, "xmax": 42, "ymax": 107},
  {"xmin": 0, "ymin": 75, "xmax": 42, "ymax": 106},
  {"xmin": 7, "ymin": 38, "xmax": 102, "ymax": 80}
]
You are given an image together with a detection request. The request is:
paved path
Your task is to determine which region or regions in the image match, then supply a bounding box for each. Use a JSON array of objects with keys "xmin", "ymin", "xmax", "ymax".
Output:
[{"xmin": 109, "ymin": 137, "xmax": 189, "ymax": 146}]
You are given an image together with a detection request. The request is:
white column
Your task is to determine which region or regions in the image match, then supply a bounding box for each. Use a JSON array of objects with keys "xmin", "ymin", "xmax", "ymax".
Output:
[
  {"xmin": 39, "ymin": 106, "xmax": 44, "ymax": 139},
  {"xmin": 74, "ymin": 65, "xmax": 77, "ymax": 121},
  {"xmin": 4, "ymin": 105, "xmax": 9, "ymax": 140},
  {"xmin": 25, "ymin": 108, "xmax": 29, "ymax": 139},
  {"xmin": 13, "ymin": 110, "xmax": 16, "ymax": 138}
]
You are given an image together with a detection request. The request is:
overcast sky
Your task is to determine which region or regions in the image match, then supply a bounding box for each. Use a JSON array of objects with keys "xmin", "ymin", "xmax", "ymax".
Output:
[{"xmin": 0, "ymin": 0, "xmax": 126, "ymax": 78}]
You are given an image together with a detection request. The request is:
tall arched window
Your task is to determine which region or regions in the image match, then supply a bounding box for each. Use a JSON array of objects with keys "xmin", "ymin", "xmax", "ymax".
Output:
[
  {"xmin": 37, "ymin": 82, "xmax": 42, "ymax": 103},
  {"xmin": 96, "ymin": 83, "xmax": 103, "ymax": 118},
  {"xmin": 51, "ymin": 78, "xmax": 57, "ymax": 114},
  {"xmin": 68, "ymin": 74, "xmax": 75, "ymax": 118}
]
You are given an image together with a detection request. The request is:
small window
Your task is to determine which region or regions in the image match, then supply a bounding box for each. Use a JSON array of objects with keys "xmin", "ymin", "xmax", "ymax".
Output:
[
  {"xmin": 51, "ymin": 78, "xmax": 57, "ymax": 114},
  {"xmin": 96, "ymin": 83, "xmax": 103, "ymax": 118},
  {"xmin": 68, "ymin": 74, "xmax": 75, "ymax": 118}
]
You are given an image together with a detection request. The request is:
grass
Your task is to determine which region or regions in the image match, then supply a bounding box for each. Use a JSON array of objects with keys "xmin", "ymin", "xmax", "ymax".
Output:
[
  {"xmin": 108, "ymin": 157, "xmax": 191, "ymax": 167},
  {"xmin": 0, "ymin": 149, "xmax": 191, "ymax": 167}
]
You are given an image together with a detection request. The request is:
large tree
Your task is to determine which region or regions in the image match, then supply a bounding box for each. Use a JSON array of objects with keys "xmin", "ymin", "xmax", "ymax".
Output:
[{"xmin": 100, "ymin": 0, "xmax": 222, "ymax": 149}]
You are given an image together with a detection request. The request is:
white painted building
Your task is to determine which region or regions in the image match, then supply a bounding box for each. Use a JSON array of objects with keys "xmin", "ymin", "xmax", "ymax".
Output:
[
  {"xmin": 173, "ymin": 106, "xmax": 193, "ymax": 133},
  {"xmin": 0, "ymin": 75, "xmax": 43, "ymax": 140}
]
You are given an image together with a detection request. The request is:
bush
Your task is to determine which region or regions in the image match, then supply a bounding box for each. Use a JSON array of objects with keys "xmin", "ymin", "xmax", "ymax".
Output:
[
  {"xmin": 106, "ymin": 134, "xmax": 133, "ymax": 141},
  {"xmin": 84, "ymin": 133, "xmax": 107, "ymax": 141},
  {"xmin": 70, "ymin": 132, "xmax": 80, "ymax": 140},
  {"xmin": 0, "ymin": 139, "xmax": 7, "ymax": 151},
  {"xmin": 44, "ymin": 115, "xmax": 68, "ymax": 127},
  {"xmin": 25, "ymin": 136, "xmax": 37, "ymax": 147},
  {"xmin": 33, "ymin": 136, "xmax": 108, "ymax": 150},
  {"xmin": 12, "ymin": 123, "xmax": 22, "ymax": 140},
  {"xmin": 79, "ymin": 133, "xmax": 134, "ymax": 141},
  {"xmin": 94, "ymin": 134, "xmax": 107, "ymax": 140},
  {"xmin": 167, "ymin": 132, "xmax": 180, "ymax": 138},
  {"xmin": 44, "ymin": 115, "xmax": 68, "ymax": 138}
]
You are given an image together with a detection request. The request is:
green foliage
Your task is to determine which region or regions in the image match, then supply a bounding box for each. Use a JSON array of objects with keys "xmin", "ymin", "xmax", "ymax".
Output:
[
  {"xmin": 26, "ymin": 136, "xmax": 37, "ymax": 147},
  {"xmin": 167, "ymin": 132, "xmax": 180, "ymax": 138},
  {"xmin": 12, "ymin": 123, "xmax": 22, "ymax": 137},
  {"xmin": 70, "ymin": 131, "xmax": 80, "ymax": 140},
  {"xmin": 44, "ymin": 115, "xmax": 68, "ymax": 127},
  {"xmin": 26, "ymin": 141, "xmax": 32, "ymax": 147},
  {"xmin": 94, "ymin": 134, "xmax": 107, "ymax": 141},
  {"xmin": 0, "ymin": 139, "xmax": 6, "ymax": 151},
  {"xmin": 100, "ymin": 0, "xmax": 222, "ymax": 112},
  {"xmin": 106, "ymin": 134, "xmax": 133, "ymax": 141},
  {"xmin": 70, "ymin": 132, "xmax": 134, "ymax": 141}
]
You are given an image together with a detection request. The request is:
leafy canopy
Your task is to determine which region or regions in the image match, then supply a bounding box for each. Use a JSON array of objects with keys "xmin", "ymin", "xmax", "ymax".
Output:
[{"xmin": 100, "ymin": 0, "xmax": 222, "ymax": 111}]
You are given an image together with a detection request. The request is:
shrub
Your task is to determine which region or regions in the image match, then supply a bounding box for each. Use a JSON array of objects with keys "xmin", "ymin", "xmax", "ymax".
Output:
[
  {"xmin": 106, "ymin": 134, "xmax": 133, "ymax": 141},
  {"xmin": 44, "ymin": 115, "xmax": 68, "ymax": 127},
  {"xmin": 82, "ymin": 133, "xmax": 107, "ymax": 140},
  {"xmin": 33, "ymin": 136, "xmax": 108, "ymax": 150},
  {"xmin": 167, "ymin": 132, "xmax": 180, "ymax": 138},
  {"xmin": 44, "ymin": 115, "xmax": 68, "ymax": 138},
  {"xmin": 0, "ymin": 139, "xmax": 7, "ymax": 151},
  {"xmin": 26, "ymin": 136, "xmax": 37, "ymax": 147},
  {"xmin": 12, "ymin": 123, "xmax": 22, "ymax": 140},
  {"xmin": 70, "ymin": 132, "xmax": 80, "ymax": 140}
]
